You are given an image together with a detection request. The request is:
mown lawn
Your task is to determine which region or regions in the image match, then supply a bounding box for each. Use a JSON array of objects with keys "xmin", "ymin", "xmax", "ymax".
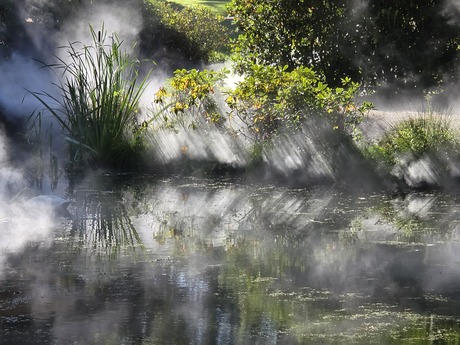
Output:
[{"xmin": 169, "ymin": 0, "xmax": 231, "ymax": 15}]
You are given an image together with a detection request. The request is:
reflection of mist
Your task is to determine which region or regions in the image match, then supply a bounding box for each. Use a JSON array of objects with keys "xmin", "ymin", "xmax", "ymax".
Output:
[
  {"xmin": 0, "ymin": 132, "xmax": 58, "ymax": 279},
  {"xmin": 4, "ymin": 177, "xmax": 460, "ymax": 343}
]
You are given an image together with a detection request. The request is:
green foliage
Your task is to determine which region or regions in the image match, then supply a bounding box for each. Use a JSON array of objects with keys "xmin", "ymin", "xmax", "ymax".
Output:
[
  {"xmin": 142, "ymin": 0, "xmax": 230, "ymax": 63},
  {"xmin": 228, "ymin": 0, "xmax": 460, "ymax": 91},
  {"xmin": 228, "ymin": 0, "xmax": 355, "ymax": 86},
  {"xmin": 169, "ymin": 0, "xmax": 230, "ymax": 15},
  {"xmin": 152, "ymin": 67, "xmax": 228, "ymax": 129},
  {"xmin": 225, "ymin": 63, "xmax": 372, "ymax": 141},
  {"xmin": 152, "ymin": 63, "xmax": 372, "ymax": 148},
  {"xmin": 365, "ymin": 114, "xmax": 459, "ymax": 171},
  {"xmin": 362, "ymin": 0, "xmax": 460, "ymax": 91},
  {"xmin": 164, "ymin": 5, "xmax": 230, "ymax": 62},
  {"xmin": 29, "ymin": 26, "xmax": 151, "ymax": 170}
]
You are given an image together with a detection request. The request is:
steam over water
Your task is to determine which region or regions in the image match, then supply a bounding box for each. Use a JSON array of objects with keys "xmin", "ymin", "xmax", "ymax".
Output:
[{"xmin": 1, "ymin": 175, "xmax": 460, "ymax": 344}]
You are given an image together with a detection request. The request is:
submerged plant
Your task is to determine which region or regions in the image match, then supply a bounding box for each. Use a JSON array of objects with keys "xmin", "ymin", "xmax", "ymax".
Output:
[{"xmin": 29, "ymin": 25, "xmax": 151, "ymax": 170}]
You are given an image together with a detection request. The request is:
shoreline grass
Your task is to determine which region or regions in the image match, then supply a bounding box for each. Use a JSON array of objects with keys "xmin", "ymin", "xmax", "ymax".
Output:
[{"xmin": 29, "ymin": 25, "xmax": 151, "ymax": 170}]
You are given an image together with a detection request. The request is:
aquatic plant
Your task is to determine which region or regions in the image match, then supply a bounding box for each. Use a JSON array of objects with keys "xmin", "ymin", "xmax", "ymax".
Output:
[{"xmin": 29, "ymin": 25, "xmax": 151, "ymax": 170}]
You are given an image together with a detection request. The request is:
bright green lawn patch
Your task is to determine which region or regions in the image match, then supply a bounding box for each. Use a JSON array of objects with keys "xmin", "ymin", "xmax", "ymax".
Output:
[{"xmin": 169, "ymin": 0, "xmax": 231, "ymax": 15}]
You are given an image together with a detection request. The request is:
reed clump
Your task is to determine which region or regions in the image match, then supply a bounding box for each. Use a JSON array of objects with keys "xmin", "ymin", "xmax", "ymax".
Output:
[{"xmin": 30, "ymin": 25, "xmax": 150, "ymax": 170}]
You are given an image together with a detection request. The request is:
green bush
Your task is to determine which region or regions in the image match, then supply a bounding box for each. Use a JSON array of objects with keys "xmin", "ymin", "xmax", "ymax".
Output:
[
  {"xmin": 152, "ymin": 67, "xmax": 228, "ymax": 130},
  {"xmin": 365, "ymin": 114, "xmax": 459, "ymax": 171},
  {"xmin": 228, "ymin": 0, "xmax": 460, "ymax": 92},
  {"xmin": 142, "ymin": 0, "xmax": 230, "ymax": 64},
  {"xmin": 225, "ymin": 63, "xmax": 372, "ymax": 141}
]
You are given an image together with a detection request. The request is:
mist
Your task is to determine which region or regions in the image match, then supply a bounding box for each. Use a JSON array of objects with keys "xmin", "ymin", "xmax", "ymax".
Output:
[
  {"xmin": 0, "ymin": 0, "xmax": 146, "ymax": 123},
  {"xmin": 3, "ymin": 177, "xmax": 460, "ymax": 343},
  {"xmin": 0, "ymin": 128, "xmax": 58, "ymax": 279},
  {"xmin": 3, "ymin": 0, "xmax": 460, "ymax": 191},
  {"xmin": 3, "ymin": 2, "xmax": 460, "ymax": 343}
]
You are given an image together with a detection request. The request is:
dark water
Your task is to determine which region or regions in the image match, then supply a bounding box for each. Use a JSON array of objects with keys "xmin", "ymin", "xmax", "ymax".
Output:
[{"xmin": 2, "ymin": 175, "xmax": 460, "ymax": 344}]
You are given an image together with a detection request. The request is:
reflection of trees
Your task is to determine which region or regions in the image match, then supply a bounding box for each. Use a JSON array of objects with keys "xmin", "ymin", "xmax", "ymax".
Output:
[
  {"xmin": 349, "ymin": 192, "xmax": 460, "ymax": 243},
  {"xmin": 67, "ymin": 180, "xmax": 460, "ymax": 343}
]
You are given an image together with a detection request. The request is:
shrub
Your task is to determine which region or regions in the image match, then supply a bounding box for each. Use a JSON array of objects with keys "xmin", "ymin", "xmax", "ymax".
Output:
[
  {"xmin": 365, "ymin": 113, "xmax": 459, "ymax": 173},
  {"xmin": 152, "ymin": 67, "xmax": 228, "ymax": 130},
  {"xmin": 225, "ymin": 63, "xmax": 372, "ymax": 141},
  {"xmin": 142, "ymin": 0, "xmax": 230, "ymax": 64}
]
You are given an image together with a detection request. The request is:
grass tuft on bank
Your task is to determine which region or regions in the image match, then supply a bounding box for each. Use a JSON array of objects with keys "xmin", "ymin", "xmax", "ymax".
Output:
[{"xmin": 29, "ymin": 25, "xmax": 152, "ymax": 171}]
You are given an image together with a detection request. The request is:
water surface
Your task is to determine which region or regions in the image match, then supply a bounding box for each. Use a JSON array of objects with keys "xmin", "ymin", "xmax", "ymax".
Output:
[{"xmin": 2, "ymin": 176, "xmax": 460, "ymax": 344}]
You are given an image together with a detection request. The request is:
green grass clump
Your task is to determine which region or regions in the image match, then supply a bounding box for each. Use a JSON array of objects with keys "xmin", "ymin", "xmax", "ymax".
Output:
[
  {"xmin": 365, "ymin": 112, "xmax": 459, "ymax": 171},
  {"xmin": 30, "ymin": 25, "xmax": 151, "ymax": 170}
]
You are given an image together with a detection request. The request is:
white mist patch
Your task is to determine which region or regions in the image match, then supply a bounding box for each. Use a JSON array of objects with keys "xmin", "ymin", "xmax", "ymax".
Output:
[
  {"xmin": 152, "ymin": 124, "xmax": 248, "ymax": 167},
  {"xmin": 0, "ymin": 0, "xmax": 145, "ymax": 119},
  {"xmin": 0, "ymin": 131, "xmax": 58, "ymax": 279},
  {"xmin": 405, "ymin": 193, "xmax": 437, "ymax": 219},
  {"xmin": 390, "ymin": 152, "xmax": 460, "ymax": 188},
  {"xmin": 147, "ymin": 107, "xmax": 250, "ymax": 167},
  {"xmin": 0, "ymin": 133, "xmax": 23, "ymax": 196},
  {"xmin": 404, "ymin": 156, "xmax": 439, "ymax": 187},
  {"xmin": 130, "ymin": 183, "xmax": 250, "ymax": 250},
  {"xmin": 263, "ymin": 126, "xmax": 335, "ymax": 182},
  {"xmin": 0, "ymin": 53, "xmax": 57, "ymax": 117},
  {"xmin": 57, "ymin": 2, "xmax": 143, "ymax": 55}
]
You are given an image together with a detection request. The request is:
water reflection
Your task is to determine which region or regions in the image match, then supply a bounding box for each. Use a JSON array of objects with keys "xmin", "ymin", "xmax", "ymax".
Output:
[
  {"xmin": 2, "ymin": 177, "xmax": 460, "ymax": 344},
  {"xmin": 70, "ymin": 189, "xmax": 143, "ymax": 253}
]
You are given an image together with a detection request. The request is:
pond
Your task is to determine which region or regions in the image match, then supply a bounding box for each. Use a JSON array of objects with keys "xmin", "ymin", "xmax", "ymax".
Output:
[{"xmin": 2, "ymin": 175, "xmax": 460, "ymax": 344}]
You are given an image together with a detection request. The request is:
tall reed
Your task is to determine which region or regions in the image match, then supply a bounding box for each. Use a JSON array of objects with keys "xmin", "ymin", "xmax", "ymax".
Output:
[{"xmin": 30, "ymin": 25, "xmax": 151, "ymax": 170}]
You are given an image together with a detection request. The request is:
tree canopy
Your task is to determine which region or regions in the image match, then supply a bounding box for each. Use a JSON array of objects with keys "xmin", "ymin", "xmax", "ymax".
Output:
[{"xmin": 229, "ymin": 0, "xmax": 460, "ymax": 93}]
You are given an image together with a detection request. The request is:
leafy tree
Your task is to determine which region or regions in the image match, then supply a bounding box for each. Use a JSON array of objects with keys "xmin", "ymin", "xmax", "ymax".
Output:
[
  {"xmin": 228, "ymin": 0, "xmax": 355, "ymax": 86},
  {"xmin": 228, "ymin": 0, "xmax": 460, "ymax": 92},
  {"xmin": 359, "ymin": 0, "xmax": 460, "ymax": 92}
]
